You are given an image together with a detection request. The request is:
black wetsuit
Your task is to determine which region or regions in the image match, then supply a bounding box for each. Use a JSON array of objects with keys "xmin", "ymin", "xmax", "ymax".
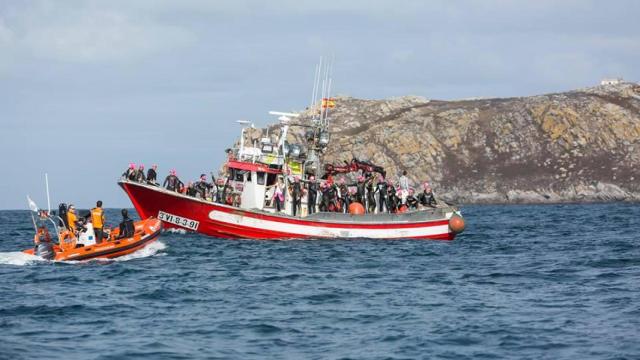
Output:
[
  {"xmin": 387, "ymin": 185, "xmax": 398, "ymax": 213},
  {"xmin": 146, "ymin": 168, "xmax": 157, "ymax": 184},
  {"xmin": 406, "ymin": 195, "xmax": 419, "ymax": 209},
  {"xmin": 418, "ymin": 191, "xmax": 437, "ymax": 208},
  {"xmin": 291, "ymin": 182, "xmax": 302, "ymax": 216},
  {"xmin": 135, "ymin": 170, "xmax": 146, "ymax": 183},
  {"xmin": 307, "ymin": 181, "xmax": 318, "ymax": 215},
  {"xmin": 366, "ymin": 181, "xmax": 376, "ymax": 213},
  {"xmin": 339, "ymin": 184, "xmax": 349, "ymax": 213},
  {"xmin": 320, "ymin": 186, "xmax": 334, "ymax": 212},
  {"xmin": 195, "ymin": 180, "xmax": 212, "ymax": 199},
  {"xmin": 123, "ymin": 168, "xmax": 136, "ymax": 181},
  {"xmin": 116, "ymin": 217, "xmax": 135, "ymax": 239},
  {"xmin": 376, "ymin": 181, "xmax": 387, "ymax": 213},
  {"xmin": 355, "ymin": 181, "xmax": 366, "ymax": 204},
  {"xmin": 163, "ymin": 175, "xmax": 183, "ymax": 192}
]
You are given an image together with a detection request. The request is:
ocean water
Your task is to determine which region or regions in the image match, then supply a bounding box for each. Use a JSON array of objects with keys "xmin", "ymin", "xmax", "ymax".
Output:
[{"xmin": 0, "ymin": 204, "xmax": 639, "ymax": 360}]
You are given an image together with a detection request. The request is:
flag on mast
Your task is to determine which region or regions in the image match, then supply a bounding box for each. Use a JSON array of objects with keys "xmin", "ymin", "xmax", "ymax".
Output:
[{"xmin": 27, "ymin": 196, "xmax": 39, "ymax": 213}]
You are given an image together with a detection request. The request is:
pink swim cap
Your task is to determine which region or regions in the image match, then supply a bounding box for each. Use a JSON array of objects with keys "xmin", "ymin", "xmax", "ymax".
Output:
[{"xmin": 129, "ymin": 163, "xmax": 135, "ymax": 169}]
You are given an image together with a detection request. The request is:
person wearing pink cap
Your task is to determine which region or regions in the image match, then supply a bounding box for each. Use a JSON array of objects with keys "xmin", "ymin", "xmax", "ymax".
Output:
[
  {"xmin": 146, "ymin": 164, "xmax": 158, "ymax": 185},
  {"xmin": 418, "ymin": 182, "xmax": 437, "ymax": 208},
  {"xmin": 135, "ymin": 164, "xmax": 146, "ymax": 183},
  {"xmin": 406, "ymin": 188, "xmax": 419, "ymax": 209},
  {"xmin": 289, "ymin": 175, "xmax": 303, "ymax": 216},
  {"xmin": 304, "ymin": 175, "xmax": 319, "ymax": 215},
  {"xmin": 338, "ymin": 177, "xmax": 349, "ymax": 213},
  {"xmin": 375, "ymin": 175, "xmax": 388, "ymax": 213},
  {"xmin": 163, "ymin": 169, "xmax": 183, "ymax": 192},
  {"xmin": 122, "ymin": 163, "xmax": 136, "ymax": 181}
]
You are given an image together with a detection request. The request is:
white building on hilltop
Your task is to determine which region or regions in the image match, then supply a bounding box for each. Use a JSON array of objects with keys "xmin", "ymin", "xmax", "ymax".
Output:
[{"xmin": 600, "ymin": 77, "xmax": 624, "ymax": 85}]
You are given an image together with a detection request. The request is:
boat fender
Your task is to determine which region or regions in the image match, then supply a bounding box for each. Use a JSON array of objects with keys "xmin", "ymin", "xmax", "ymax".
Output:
[
  {"xmin": 448, "ymin": 214, "xmax": 465, "ymax": 234},
  {"xmin": 348, "ymin": 202, "xmax": 365, "ymax": 215}
]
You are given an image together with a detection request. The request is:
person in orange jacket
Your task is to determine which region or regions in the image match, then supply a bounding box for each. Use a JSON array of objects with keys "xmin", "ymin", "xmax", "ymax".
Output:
[{"xmin": 91, "ymin": 200, "xmax": 106, "ymax": 243}]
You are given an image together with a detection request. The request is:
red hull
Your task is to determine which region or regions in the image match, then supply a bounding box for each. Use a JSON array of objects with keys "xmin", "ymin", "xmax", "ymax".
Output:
[{"xmin": 119, "ymin": 181, "xmax": 458, "ymax": 240}]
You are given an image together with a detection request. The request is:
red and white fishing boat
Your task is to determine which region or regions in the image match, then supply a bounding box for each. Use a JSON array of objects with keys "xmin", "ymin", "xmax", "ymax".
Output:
[{"xmin": 120, "ymin": 62, "xmax": 465, "ymax": 240}]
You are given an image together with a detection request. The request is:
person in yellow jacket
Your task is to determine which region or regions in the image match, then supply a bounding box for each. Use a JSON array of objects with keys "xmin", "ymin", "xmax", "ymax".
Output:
[
  {"xmin": 91, "ymin": 200, "xmax": 106, "ymax": 243},
  {"xmin": 66, "ymin": 204, "xmax": 78, "ymax": 233}
]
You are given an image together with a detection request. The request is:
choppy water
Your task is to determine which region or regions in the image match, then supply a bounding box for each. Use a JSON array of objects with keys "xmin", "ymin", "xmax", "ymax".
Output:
[{"xmin": 1, "ymin": 204, "xmax": 639, "ymax": 359}]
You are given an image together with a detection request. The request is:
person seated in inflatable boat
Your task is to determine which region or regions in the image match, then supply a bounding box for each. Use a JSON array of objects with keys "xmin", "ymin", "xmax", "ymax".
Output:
[{"xmin": 116, "ymin": 209, "xmax": 135, "ymax": 240}]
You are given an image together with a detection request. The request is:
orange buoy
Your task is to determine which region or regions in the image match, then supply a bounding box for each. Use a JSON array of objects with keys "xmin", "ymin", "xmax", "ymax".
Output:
[
  {"xmin": 348, "ymin": 202, "xmax": 365, "ymax": 215},
  {"xmin": 397, "ymin": 205, "xmax": 408, "ymax": 213},
  {"xmin": 448, "ymin": 214, "xmax": 465, "ymax": 234}
]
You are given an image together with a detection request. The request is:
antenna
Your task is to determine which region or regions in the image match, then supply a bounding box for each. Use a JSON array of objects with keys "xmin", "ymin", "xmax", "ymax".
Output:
[
  {"xmin": 310, "ymin": 59, "xmax": 321, "ymax": 116},
  {"xmin": 45, "ymin": 173, "xmax": 51, "ymax": 213}
]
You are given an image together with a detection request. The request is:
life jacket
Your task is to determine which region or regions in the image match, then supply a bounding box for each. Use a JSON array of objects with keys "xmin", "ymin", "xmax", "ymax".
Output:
[
  {"xmin": 34, "ymin": 227, "xmax": 51, "ymax": 245},
  {"xmin": 91, "ymin": 207, "xmax": 104, "ymax": 228},
  {"xmin": 67, "ymin": 211, "xmax": 77, "ymax": 230}
]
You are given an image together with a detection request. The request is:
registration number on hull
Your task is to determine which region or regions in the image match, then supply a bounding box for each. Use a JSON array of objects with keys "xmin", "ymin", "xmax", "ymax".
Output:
[{"xmin": 158, "ymin": 211, "xmax": 199, "ymax": 231}]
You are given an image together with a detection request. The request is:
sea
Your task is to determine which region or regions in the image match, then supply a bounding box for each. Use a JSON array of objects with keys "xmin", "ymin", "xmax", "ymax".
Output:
[{"xmin": 0, "ymin": 204, "xmax": 639, "ymax": 360}]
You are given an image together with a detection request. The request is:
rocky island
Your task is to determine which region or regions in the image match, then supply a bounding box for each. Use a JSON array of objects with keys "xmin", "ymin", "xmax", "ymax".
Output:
[{"xmin": 242, "ymin": 82, "xmax": 640, "ymax": 204}]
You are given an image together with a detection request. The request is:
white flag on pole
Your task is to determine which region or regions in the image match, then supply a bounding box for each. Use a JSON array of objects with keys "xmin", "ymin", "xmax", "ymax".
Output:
[{"xmin": 27, "ymin": 196, "xmax": 39, "ymax": 213}]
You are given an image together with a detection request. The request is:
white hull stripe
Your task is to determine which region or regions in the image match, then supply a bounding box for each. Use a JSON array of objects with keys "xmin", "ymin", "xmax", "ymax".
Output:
[{"xmin": 209, "ymin": 210, "xmax": 450, "ymax": 239}]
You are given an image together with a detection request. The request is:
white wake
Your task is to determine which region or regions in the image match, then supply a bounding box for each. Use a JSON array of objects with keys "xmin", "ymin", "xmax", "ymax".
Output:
[{"xmin": 0, "ymin": 251, "xmax": 46, "ymax": 266}]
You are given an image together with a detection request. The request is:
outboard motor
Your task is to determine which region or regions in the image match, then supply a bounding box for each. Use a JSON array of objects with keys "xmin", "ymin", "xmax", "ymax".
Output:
[
  {"xmin": 58, "ymin": 203, "xmax": 68, "ymax": 229},
  {"xmin": 35, "ymin": 242, "xmax": 55, "ymax": 260}
]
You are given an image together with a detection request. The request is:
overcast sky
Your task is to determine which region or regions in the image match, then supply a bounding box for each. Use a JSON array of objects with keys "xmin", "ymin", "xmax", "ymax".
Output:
[{"xmin": 1, "ymin": 0, "xmax": 639, "ymax": 210}]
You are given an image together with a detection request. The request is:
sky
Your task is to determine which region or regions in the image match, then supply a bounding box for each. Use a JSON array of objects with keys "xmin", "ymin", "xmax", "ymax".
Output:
[{"xmin": 1, "ymin": 0, "xmax": 639, "ymax": 210}]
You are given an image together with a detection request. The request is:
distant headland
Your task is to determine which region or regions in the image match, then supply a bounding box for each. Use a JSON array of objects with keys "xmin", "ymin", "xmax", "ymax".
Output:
[{"xmin": 238, "ymin": 80, "xmax": 640, "ymax": 204}]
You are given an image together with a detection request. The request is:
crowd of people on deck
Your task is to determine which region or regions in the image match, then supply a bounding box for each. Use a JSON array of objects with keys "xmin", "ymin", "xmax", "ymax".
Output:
[
  {"xmin": 284, "ymin": 170, "xmax": 439, "ymax": 216},
  {"xmin": 122, "ymin": 163, "xmax": 235, "ymax": 204},
  {"xmin": 121, "ymin": 163, "xmax": 440, "ymax": 216}
]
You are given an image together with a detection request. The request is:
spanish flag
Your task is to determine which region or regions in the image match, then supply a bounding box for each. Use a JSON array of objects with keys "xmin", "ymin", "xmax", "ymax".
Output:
[{"xmin": 321, "ymin": 98, "xmax": 336, "ymax": 109}]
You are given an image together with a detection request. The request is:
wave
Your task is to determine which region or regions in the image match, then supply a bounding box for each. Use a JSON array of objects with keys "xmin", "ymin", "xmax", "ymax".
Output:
[
  {"xmin": 111, "ymin": 241, "xmax": 167, "ymax": 262},
  {"xmin": 0, "ymin": 251, "xmax": 46, "ymax": 266}
]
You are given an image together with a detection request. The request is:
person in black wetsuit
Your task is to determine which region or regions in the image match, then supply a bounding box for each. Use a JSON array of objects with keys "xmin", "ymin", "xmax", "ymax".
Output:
[
  {"xmin": 338, "ymin": 177, "xmax": 349, "ymax": 213},
  {"xmin": 289, "ymin": 176, "xmax": 303, "ymax": 216},
  {"xmin": 146, "ymin": 164, "xmax": 158, "ymax": 185},
  {"xmin": 418, "ymin": 182, "xmax": 438, "ymax": 208},
  {"xmin": 305, "ymin": 175, "xmax": 318, "ymax": 215},
  {"xmin": 185, "ymin": 181, "xmax": 197, "ymax": 197},
  {"xmin": 353, "ymin": 174, "xmax": 366, "ymax": 205},
  {"xmin": 386, "ymin": 180, "xmax": 398, "ymax": 213},
  {"xmin": 365, "ymin": 175, "xmax": 376, "ymax": 213},
  {"xmin": 116, "ymin": 209, "xmax": 135, "ymax": 239},
  {"xmin": 122, "ymin": 163, "xmax": 136, "ymax": 181},
  {"xmin": 163, "ymin": 169, "xmax": 183, "ymax": 192},
  {"xmin": 135, "ymin": 164, "xmax": 146, "ymax": 183},
  {"xmin": 406, "ymin": 188, "xmax": 419, "ymax": 210},
  {"xmin": 194, "ymin": 174, "xmax": 213, "ymax": 199},
  {"xmin": 319, "ymin": 182, "xmax": 330, "ymax": 212},
  {"xmin": 375, "ymin": 175, "xmax": 387, "ymax": 213}
]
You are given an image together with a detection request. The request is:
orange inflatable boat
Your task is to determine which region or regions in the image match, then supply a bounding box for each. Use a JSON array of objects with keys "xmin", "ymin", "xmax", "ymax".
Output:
[{"xmin": 24, "ymin": 217, "xmax": 162, "ymax": 261}]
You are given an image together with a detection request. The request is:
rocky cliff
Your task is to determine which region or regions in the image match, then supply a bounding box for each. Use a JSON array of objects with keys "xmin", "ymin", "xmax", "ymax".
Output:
[{"xmin": 244, "ymin": 82, "xmax": 640, "ymax": 204}]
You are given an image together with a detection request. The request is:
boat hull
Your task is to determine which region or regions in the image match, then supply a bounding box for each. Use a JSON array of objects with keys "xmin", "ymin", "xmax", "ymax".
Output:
[{"xmin": 119, "ymin": 181, "xmax": 460, "ymax": 241}]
